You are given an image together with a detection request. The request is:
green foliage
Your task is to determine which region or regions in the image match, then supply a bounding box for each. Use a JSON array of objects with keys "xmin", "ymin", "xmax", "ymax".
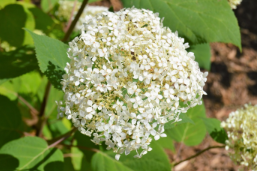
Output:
[
  {"xmin": 156, "ymin": 136, "xmax": 175, "ymax": 152},
  {"xmin": 0, "ymin": 46, "xmax": 38, "ymax": 80},
  {"xmin": 91, "ymin": 141, "xmax": 170, "ymax": 171},
  {"xmin": 165, "ymin": 103, "xmax": 207, "ymax": 146},
  {"xmin": 201, "ymin": 118, "xmax": 228, "ymax": 144},
  {"xmin": 45, "ymin": 86, "xmax": 64, "ymax": 118},
  {"xmin": 165, "ymin": 112, "xmax": 194, "ymax": 129},
  {"xmin": 88, "ymin": 0, "xmax": 102, "ymax": 2},
  {"xmin": 26, "ymin": 29, "xmax": 69, "ymax": 89},
  {"xmin": 71, "ymin": 141, "xmax": 92, "ymax": 171},
  {"xmin": 189, "ymin": 43, "xmax": 211, "ymax": 70},
  {"xmin": 41, "ymin": 0, "xmax": 59, "ymax": 12},
  {"xmin": 0, "ymin": 4, "xmax": 35, "ymax": 47},
  {"xmin": 92, "ymin": 152, "xmax": 133, "ymax": 171},
  {"xmin": 121, "ymin": 0, "xmax": 241, "ymax": 49},
  {"xmin": 74, "ymin": 131, "xmax": 99, "ymax": 161},
  {"xmin": 28, "ymin": 7, "xmax": 56, "ymax": 35},
  {"xmin": 0, "ymin": 71, "xmax": 42, "ymax": 100},
  {"xmin": 0, "ymin": 95, "xmax": 22, "ymax": 148},
  {"xmin": 0, "ymin": 0, "xmax": 15, "ymax": 8},
  {"xmin": 0, "ymin": 136, "xmax": 63, "ymax": 171}
]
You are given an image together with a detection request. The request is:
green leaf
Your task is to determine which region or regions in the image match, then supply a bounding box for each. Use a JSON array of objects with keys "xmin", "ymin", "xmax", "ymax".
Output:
[
  {"xmin": 28, "ymin": 7, "xmax": 55, "ymax": 35},
  {"xmin": 88, "ymin": 0, "xmax": 102, "ymax": 2},
  {"xmin": 0, "ymin": 79, "xmax": 8, "ymax": 85},
  {"xmin": 25, "ymin": 29, "xmax": 69, "ymax": 89},
  {"xmin": 71, "ymin": 142, "xmax": 92, "ymax": 171},
  {"xmin": 108, "ymin": 6, "xmax": 114, "ymax": 12},
  {"xmin": 0, "ymin": 71, "xmax": 43, "ymax": 100},
  {"xmin": 189, "ymin": 43, "xmax": 211, "ymax": 70},
  {"xmin": 92, "ymin": 152, "xmax": 133, "ymax": 171},
  {"xmin": 121, "ymin": 0, "xmax": 241, "ymax": 49},
  {"xmin": 0, "ymin": 0, "xmax": 15, "ymax": 9},
  {"xmin": 0, "ymin": 4, "xmax": 35, "ymax": 47},
  {"xmin": 45, "ymin": 86, "xmax": 64, "ymax": 118},
  {"xmin": 0, "ymin": 136, "xmax": 64, "ymax": 170},
  {"xmin": 48, "ymin": 120, "xmax": 69, "ymax": 138},
  {"xmin": 70, "ymin": 0, "xmax": 101, "ymax": 2},
  {"xmin": 74, "ymin": 131, "xmax": 99, "ymax": 163},
  {"xmin": 0, "ymin": 95, "xmax": 22, "ymax": 148},
  {"xmin": 18, "ymin": 72, "xmax": 42, "ymax": 95},
  {"xmin": 165, "ymin": 103, "xmax": 207, "ymax": 146},
  {"xmin": 201, "ymin": 118, "xmax": 228, "ymax": 144},
  {"xmin": 156, "ymin": 136, "xmax": 175, "ymax": 152},
  {"xmin": 120, "ymin": 141, "xmax": 171, "ymax": 171},
  {"xmin": 0, "ymin": 46, "xmax": 38, "ymax": 79},
  {"xmin": 164, "ymin": 112, "xmax": 194, "ymax": 129},
  {"xmin": 64, "ymin": 157, "xmax": 75, "ymax": 171},
  {"xmin": 41, "ymin": 0, "xmax": 59, "ymax": 12},
  {"xmin": 91, "ymin": 141, "xmax": 170, "ymax": 171},
  {"xmin": 71, "ymin": 145, "xmax": 83, "ymax": 170}
]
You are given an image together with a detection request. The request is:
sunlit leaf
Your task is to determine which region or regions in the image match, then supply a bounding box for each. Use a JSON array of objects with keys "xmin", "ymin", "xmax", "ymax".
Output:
[
  {"xmin": 0, "ymin": 4, "xmax": 35, "ymax": 47},
  {"xmin": 25, "ymin": 29, "xmax": 69, "ymax": 89},
  {"xmin": 164, "ymin": 112, "xmax": 194, "ymax": 129},
  {"xmin": 165, "ymin": 103, "xmax": 207, "ymax": 146},
  {"xmin": 0, "ymin": 136, "xmax": 64, "ymax": 170},
  {"xmin": 91, "ymin": 141, "xmax": 170, "ymax": 171},
  {"xmin": 41, "ymin": 0, "xmax": 59, "ymax": 12},
  {"xmin": 121, "ymin": 0, "xmax": 241, "ymax": 49},
  {"xmin": 189, "ymin": 43, "xmax": 211, "ymax": 70},
  {"xmin": 0, "ymin": 0, "xmax": 15, "ymax": 8},
  {"xmin": 156, "ymin": 136, "xmax": 175, "ymax": 152},
  {"xmin": 201, "ymin": 117, "xmax": 228, "ymax": 144}
]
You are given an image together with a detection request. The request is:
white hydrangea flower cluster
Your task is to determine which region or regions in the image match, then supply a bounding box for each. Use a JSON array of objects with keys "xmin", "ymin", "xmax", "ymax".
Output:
[
  {"xmin": 221, "ymin": 104, "xmax": 257, "ymax": 169},
  {"xmin": 228, "ymin": 0, "xmax": 242, "ymax": 9},
  {"xmin": 57, "ymin": 8, "xmax": 208, "ymax": 160},
  {"xmin": 57, "ymin": 0, "xmax": 108, "ymax": 31}
]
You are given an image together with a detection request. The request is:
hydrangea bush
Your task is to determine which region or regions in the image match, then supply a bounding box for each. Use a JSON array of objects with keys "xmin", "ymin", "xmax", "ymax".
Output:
[
  {"xmin": 0, "ymin": 0, "xmax": 248, "ymax": 170},
  {"xmin": 221, "ymin": 104, "xmax": 257, "ymax": 169},
  {"xmin": 57, "ymin": 8, "xmax": 208, "ymax": 159}
]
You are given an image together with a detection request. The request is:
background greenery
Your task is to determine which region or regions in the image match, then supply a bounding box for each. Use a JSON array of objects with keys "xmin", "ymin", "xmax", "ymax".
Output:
[{"xmin": 0, "ymin": 0, "xmax": 240, "ymax": 170}]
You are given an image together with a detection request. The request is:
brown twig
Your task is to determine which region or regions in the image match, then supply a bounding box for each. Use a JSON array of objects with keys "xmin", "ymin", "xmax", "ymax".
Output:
[
  {"xmin": 48, "ymin": 127, "xmax": 77, "ymax": 148},
  {"xmin": 173, "ymin": 145, "xmax": 225, "ymax": 166},
  {"xmin": 61, "ymin": 144, "xmax": 99, "ymax": 153},
  {"xmin": 17, "ymin": 94, "xmax": 39, "ymax": 115},
  {"xmin": 62, "ymin": 0, "xmax": 89, "ymax": 42},
  {"xmin": 36, "ymin": 81, "xmax": 51, "ymax": 137},
  {"xmin": 65, "ymin": 0, "xmax": 78, "ymax": 32}
]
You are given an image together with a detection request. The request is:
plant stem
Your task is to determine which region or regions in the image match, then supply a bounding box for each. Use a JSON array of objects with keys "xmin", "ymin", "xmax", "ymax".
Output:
[
  {"xmin": 62, "ymin": 0, "xmax": 89, "ymax": 42},
  {"xmin": 17, "ymin": 94, "xmax": 39, "ymax": 115},
  {"xmin": 48, "ymin": 127, "xmax": 77, "ymax": 148},
  {"xmin": 173, "ymin": 145, "xmax": 225, "ymax": 166},
  {"xmin": 65, "ymin": 0, "xmax": 78, "ymax": 32},
  {"xmin": 61, "ymin": 144, "xmax": 99, "ymax": 153},
  {"xmin": 36, "ymin": 81, "xmax": 51, "ymax": 137}
]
